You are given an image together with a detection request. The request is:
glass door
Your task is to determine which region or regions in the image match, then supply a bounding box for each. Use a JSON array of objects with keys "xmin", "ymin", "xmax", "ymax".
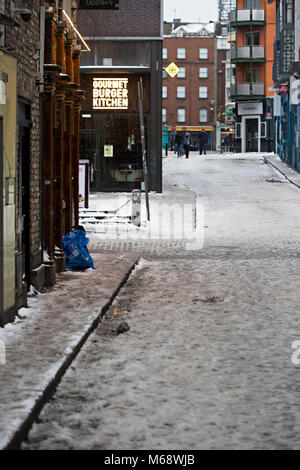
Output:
[
  {"xmin": 97, "ymin": 113, "xmax": 144, "ymax": 191},
  {"xmin": 246, "ymin": 118, "xmax": 259, "ymax": 152}
]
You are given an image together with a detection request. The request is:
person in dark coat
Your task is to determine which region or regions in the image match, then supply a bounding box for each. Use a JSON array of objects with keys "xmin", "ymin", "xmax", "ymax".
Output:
[
  {"xmin": 182, "ymin": 131, "xmax": 193, "ymax": 159},
  {"xmin": 224, "ymin": 133, "xmax": 233, "ymax": 152},
  {"xmin": 199, "ymin": 129, "xmax": 208, "ymax": 155},
  {"xmin": 175, "ymin": 132, "xmax": 183, "ymax": 157}
]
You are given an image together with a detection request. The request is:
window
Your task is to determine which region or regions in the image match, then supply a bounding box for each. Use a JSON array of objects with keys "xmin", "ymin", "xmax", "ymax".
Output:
[
  {"xmin": 244, "ymin": 68, "xmax": 260, "ymax": 82},
  {"xmin": 199, "ymin": 86, "xmax": 208, "ymax": 98},
  {"xmin": 177, "ymin": 67, "xmax": 186, "ymax": 78},
  {"xmin": 162, "ymin": 86, "xmax": 167, "ymax": 99},
  {"xmin": 162, "ymin": 108, "xmax": 167, "ymax": 123},
  {"xmin": 177, "ymin": 48, "xmax": 186, "ymax": 59},
  {"xmin": 163, "ymin": 70, "xmax": 168, "ymax": 79},
  {"xmin": 177, "ymin": 108, "xmax": 185, "ymax": 122},
  {"xmin": 177, "ymin": 86, "xmax": 186, "ymax": 98},
  {"xmin": 261, "ymin": 122, "xmax": 266, "ymax": 138},
  {"xmin": 199, "ymin": 48, "xmax": 208, "ymax": 59},
  {"xmin": 163, "ymin": 48, "xmax": 168, "ymax": 59},
  {"xmin": 200, "ymin": 108, "xmax": 208, "ymax": 122},
  {"xmin": 199, "ymin": 67, "xmax": 208, "ymax": 78},
  {"xmin": 245, "ymin": 0, "xmax": 260, "ymax": 9},
  {"xmin": 244, "ymin": 32, "xmax": 260, "ymax": 46}
]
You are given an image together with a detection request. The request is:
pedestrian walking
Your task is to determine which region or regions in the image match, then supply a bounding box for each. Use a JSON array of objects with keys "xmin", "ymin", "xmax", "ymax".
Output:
[
  {"xmin": 199, "ymin": 128, "xmax": 208, "ymax": 155},
  {"xmin": 224, "ymin": 133, "xmax": 233, "ymax": 152},
  {"xmin": 175, "ymin": 132, "xmax": 183, "ymax": 157},
  {"xmin": 182, "ymin": 131, "xmax": 193, "ymax": 159}
]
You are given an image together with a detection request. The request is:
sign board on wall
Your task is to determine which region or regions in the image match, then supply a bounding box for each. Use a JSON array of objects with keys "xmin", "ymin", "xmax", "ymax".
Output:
[
  {"xmin": 79, "ymin": 161, "xmax": 89, "ymax": 209},
  {"xmin": 237, "ymin": 102, "xmax": 263, "ymax": 115},
  {"xmin": 164, "ymin": 62, "xmax": 180, "ymax": 79},
  {"xmin": 78, "ymin": 0, "xmax": 119, "ymax": 10},
  {"xmin": 93, "ymin": 78, "xmax": 129, "ymax": 110},
  {"xmin": 279, "ymin": 84, "xmax": 289, "ymax": 94},
  {"xmin": 104, "ymin": 145, "xmax": 113, "ymax": 157},
  {"xmin": 274, "ymin": 93, "xmax": 281, "ymax": 116}
]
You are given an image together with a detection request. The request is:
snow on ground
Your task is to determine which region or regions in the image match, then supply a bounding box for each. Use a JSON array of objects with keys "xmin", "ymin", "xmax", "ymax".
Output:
[
  {"xmin": 22, "ymin": 152, "xmax": 300, "ymax": 450},
  {"xmin": 0, "ymin": 253, "xmax": 139, "ymax": 450}
]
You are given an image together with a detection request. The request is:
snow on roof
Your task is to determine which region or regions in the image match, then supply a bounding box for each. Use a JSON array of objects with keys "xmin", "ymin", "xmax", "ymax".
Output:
[{"xmin": 172, "ymin": 23, "xmax": 216, "ymax": 37}]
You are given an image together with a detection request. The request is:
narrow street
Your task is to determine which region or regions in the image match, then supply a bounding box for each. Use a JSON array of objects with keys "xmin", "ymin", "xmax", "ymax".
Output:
[{"xmin": 23, "ymin": 152, "xmax": 300, "ymax": 450}]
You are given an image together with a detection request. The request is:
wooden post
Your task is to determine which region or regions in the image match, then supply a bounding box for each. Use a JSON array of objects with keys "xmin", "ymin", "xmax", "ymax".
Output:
[
  {"xmin": 54, "ymin": 75, "xmax": 70, "ymax": 248},
  {"xmin": 64, "ymin": 33, "xmax": 77, "ymax": 233},
  {"xmin": 43, "ymin": 66, "xmax": 60, "ymax": 266},
  {"xmin": 54, "ymin": 22, "xmax": 69, "ymax": 248},
  {"xmin": 73, "ymin": 46, "xmax": 83, "ymax": 227}
]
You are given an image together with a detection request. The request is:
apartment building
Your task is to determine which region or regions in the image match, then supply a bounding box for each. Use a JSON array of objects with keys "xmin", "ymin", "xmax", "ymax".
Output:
[{"xmin": 229, "ymin": 0, "xmax": 276, "ymax": 152}]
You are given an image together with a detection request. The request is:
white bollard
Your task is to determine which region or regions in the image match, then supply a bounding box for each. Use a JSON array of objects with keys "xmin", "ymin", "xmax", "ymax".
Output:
[{"xmin": 132, "ymin": 189, "xmax": 141, "ymax": 227}]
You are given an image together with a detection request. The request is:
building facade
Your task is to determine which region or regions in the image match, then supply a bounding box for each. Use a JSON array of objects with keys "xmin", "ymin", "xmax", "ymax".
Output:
[
  {"xmin": 229, "ymin": 0, "xmax": 276, "ymax": 153},
  {"xmin": 77, "ymin": 0, "xmax": 163, "ymax": 193},
  {"xmin": 0, "ymin": 0, "xmax": 84, "ymax": 327},
  {"xmin": 162, "ymin": 21, "xmax": 228, "ymax": 151},
  {"xmin": 0, "ymin": 0, "xmax": 42, "ymax": 326},
  {"xmin": 273, "ymin": 0, "xmax": 300, "ymax": 171}
]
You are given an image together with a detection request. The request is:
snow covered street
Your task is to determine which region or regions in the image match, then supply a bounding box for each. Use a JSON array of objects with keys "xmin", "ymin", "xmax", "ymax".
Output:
[{"xmin": 18, "ymin": 152, "xmax": 300, "ymax": 449}]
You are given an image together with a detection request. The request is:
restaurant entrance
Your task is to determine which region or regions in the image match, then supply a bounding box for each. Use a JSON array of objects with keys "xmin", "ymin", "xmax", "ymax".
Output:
[{"xmin": 80, "ymin": 113, "xmax": 146, "ymax": 192}]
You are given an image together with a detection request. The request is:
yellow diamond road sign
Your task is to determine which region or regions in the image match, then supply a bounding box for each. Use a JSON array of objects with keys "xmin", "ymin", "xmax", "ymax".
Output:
[{"xmin": 165, "ymin": 62, "xmax": 180, "ymax": 78}]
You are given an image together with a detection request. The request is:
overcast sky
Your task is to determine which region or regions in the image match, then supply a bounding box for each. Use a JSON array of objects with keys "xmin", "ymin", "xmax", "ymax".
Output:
[{"xmin": 164, "ymin": 0, "xmax": 218, "ymax": 23}]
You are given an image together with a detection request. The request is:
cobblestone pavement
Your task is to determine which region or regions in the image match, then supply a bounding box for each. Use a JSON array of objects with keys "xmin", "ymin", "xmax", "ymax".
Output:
[{"xmin": 23, "ymin": 153, "xmax": 300, "ymax": 450}]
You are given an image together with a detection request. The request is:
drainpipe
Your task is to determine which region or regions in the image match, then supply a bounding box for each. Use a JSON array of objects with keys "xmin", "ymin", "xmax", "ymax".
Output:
[{"xmin": 39, "ymin": 5, "xmax": 45, "ymax": 272}]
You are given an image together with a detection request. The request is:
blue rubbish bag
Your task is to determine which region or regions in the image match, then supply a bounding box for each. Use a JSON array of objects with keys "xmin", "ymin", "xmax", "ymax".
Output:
[{"xmin": 62, "ymin": 229, "xmax": 96, "ymax": 271}]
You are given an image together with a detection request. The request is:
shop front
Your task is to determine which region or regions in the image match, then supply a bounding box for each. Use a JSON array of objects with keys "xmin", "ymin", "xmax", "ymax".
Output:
[
  {"xmin": 79, "ymin": 34, "xmax": 162, "ymax": 193},
  {"xmin": 235, "ymin": 101, "xmax": 265, "ymax": 153},
  {"xmin": 80, "ymin": 73, "xmax": 152, "ymax": 192}
]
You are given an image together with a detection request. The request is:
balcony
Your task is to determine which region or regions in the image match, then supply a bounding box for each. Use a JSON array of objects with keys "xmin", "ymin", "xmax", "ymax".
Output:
[
  {"xmin": 229, "ymin": 9, "xmax": 265, "ymax": 26},
  {"xmin": 231, "ymin": 46, "xmax": 265, "ymax": 62},
  {"xmin": 230, "ymin": 82, "xmax": 265, "ymax": 100}
]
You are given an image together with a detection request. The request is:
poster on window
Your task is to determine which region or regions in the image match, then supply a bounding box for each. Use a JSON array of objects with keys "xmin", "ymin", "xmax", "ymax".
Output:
[{"xmin": 79, "ymin": 164, "xmax": 86, "ymax": 208}]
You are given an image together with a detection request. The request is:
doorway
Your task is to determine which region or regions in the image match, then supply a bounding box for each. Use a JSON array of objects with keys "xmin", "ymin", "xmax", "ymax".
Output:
[
  {"xmin": 0, "ymin": 117, "xmax": 3, "ymax": 318},
  {"xmin": 80, "ymin": 113, "xmax": 145, "ymax": 192},
  {"xmin": 17, "ymin": 100, "xmax": 31, "ymax": 300},
  {"xmin": 245, "ymin": 118, "xmax": 259, "ymax": 152}
]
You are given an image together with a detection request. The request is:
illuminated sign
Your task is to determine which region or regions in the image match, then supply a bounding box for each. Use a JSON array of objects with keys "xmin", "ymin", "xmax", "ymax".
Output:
[
  {"xmin": 79, "ymin": 0, "xmax": 119, "ymax": 10},
  {"xmin": 93, "ymin": 78, "xmax": 129, "ymax": 110},
  {"xmin": 165, "ymin": 62, "xmax": 180, "ymax": 79}
]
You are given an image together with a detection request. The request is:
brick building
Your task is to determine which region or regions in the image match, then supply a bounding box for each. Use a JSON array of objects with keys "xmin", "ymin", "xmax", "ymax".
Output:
[
  {"xmin": 0, "ymin": 0, "xmax": 85, "ymax": 326},
  {"xmin": 77, "ymin": 0, "xmax": 163, "ymax": 192},
  {"xmin": 162, "ymin": 21, "xmax": 228, "ymax": 150}
]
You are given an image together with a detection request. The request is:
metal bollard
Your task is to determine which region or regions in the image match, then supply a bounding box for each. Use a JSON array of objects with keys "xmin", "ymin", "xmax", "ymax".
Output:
[{"xmin": 132, "ymin": 189, "xmax": 141, "ymax": 227}]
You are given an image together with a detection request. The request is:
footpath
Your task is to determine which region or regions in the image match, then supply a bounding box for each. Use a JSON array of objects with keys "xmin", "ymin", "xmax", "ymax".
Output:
[
  {"xmin": 0, "ymin": 252, "xmax": 139, "ymax": 450},
  {"xmin": 263, "ymin": 153, "xmax": 300, "ymax": 189}
]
